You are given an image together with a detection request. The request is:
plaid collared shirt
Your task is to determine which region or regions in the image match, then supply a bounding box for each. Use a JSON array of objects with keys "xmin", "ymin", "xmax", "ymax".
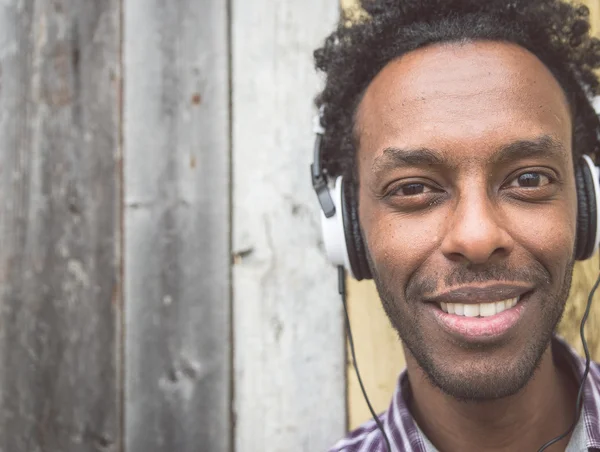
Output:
[{"xmin": 329, "ymin": 336, "xmax": 600, "ymax": 452}]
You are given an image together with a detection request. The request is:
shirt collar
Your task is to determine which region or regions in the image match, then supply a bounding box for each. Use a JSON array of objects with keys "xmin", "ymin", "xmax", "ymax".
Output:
[{"xmin": 553, "ymin": 336, "xmax": 600, "ymax": 450}]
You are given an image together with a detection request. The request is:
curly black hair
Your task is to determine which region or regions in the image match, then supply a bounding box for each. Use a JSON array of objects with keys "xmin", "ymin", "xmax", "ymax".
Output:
[{"xmin": 314, "ymin": 0, "xmax": 600, "ymax": 181}]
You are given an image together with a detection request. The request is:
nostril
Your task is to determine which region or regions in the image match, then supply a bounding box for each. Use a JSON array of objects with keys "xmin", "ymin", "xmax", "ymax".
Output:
[{"xmin": 441, "ymin": 228, "xmax": 514, "ymax": 265}]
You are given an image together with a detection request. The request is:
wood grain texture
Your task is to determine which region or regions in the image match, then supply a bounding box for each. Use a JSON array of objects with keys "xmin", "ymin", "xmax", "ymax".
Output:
[
  {"xmin": 231, "ymin": 1, "xmax": 345, "ymax": 450},
  {"xmin": 123, "ymin": 1, "xmax": 231, "ymax": 451},
  {"xmin": 344, "ymin": 0, "xmax": 600, "ymax": 429},
  {"xmin": 0, "ymin": 0, "xmax": 120, "ymax": 450}
]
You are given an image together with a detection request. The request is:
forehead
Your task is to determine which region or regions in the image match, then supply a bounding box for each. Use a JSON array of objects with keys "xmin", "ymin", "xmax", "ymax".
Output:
[{"xmin": 355, "ymin": 41, "xmax": 572, "ymax": 173}]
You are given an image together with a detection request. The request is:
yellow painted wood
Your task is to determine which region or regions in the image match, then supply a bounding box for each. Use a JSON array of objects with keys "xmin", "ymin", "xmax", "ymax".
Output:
[
  {"xmin": 343, "ymin": 0, "xmax": 600, "ymax": 429},
  {"xmin": 346, "ymin": 280, "xmax": 405, "ymax": 427}
]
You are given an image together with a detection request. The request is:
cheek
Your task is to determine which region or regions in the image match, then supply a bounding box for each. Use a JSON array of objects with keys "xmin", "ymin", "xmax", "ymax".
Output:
[
  {"xmin": 505, "ymin": 202, "xmax": 577, "ymax": 275},
  {"xmin": 361, "ymin": 207, "xmax": 445, "ymax": 278}
]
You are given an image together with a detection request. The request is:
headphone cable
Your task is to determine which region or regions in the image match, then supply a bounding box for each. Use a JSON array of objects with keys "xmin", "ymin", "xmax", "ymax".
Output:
[
  {"xmin": 339, "ymin": 267, "xmax": 392, "ymax": 452},
  {"xmin": 536, "ymin": 269, "xmax": 600, "ymax": 452},
  {"xmin": 339, "ymin": 267, "xmax": 599, "ymax": 452}
]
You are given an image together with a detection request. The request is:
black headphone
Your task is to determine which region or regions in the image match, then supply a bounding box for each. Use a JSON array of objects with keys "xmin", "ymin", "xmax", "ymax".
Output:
[{"xmin": 311, "ymin": 105, "xmax": 600, "ymax": 281}]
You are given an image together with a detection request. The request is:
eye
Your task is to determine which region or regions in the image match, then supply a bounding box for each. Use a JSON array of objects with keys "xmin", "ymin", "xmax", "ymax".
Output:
[
  {"xmin": 400, "ymin": 183, "xmax": 427, "ymax": 196},
  {"xmin": 507, "ymin": 172, "xmax": 552, "ymax": 188},
  {"xmin": 384, "ymin": 179, "xmax": 446, "ymax": 209},
  {"xmin": 394, "ymin": 183, "xmax": 435, "ymax": 196}
]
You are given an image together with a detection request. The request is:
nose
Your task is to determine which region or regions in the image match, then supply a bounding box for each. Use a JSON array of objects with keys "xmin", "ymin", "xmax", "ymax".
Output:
[{"xmin": 440, "ymin": 191, "xmax": 514, "ymax": 265}]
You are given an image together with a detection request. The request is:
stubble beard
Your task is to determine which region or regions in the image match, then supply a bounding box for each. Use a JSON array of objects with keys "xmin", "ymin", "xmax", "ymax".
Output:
[{"xmin": 368, "ymin": 253, "xmax": 574, "ymax": 401}]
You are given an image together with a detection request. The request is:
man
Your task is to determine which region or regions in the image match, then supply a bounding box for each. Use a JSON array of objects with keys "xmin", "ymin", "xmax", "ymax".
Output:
[{"xmin": 312, "ymin": 1, "xmax": 600, "ymax": 451}]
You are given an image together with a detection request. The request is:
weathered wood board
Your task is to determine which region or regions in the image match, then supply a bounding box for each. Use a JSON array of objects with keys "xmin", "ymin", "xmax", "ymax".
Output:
[
  {"xmin": 232, "ymin": 1, "xmax": 346, "ymax": 450},
  {"xmin": 123, "ymin": 0, "xmax": 231, "ymax": 451},
  {"xmin": 344, "ymin": 0, "xmax": 600, "ymax": 429},
  {"xmin": 0, "ymin": 0, "xmax": 120, "ymax": 450}
]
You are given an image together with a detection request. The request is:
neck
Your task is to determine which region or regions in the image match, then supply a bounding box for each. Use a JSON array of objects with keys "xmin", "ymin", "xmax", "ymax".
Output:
[{"xmin": 404, "ymin": 340, "xmax": 578, "ymax": 452}]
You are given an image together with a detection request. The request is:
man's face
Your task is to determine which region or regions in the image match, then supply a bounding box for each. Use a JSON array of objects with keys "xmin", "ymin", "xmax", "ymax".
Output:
[{"xmin": 356, "ymin": 41, "xmax": 577, "ymax": 400}]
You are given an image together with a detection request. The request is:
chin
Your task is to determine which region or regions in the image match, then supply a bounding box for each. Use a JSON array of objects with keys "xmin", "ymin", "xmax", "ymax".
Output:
[
  {"xmin": 425, "ymin": 364, "xmax": 537, "ymax": 401},
  {"xmin": 407, "ymin": 338, "xmax": 550, "ymax": 401}
]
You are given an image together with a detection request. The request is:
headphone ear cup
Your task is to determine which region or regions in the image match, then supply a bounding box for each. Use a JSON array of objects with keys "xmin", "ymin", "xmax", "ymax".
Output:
[
  {"xmin": 341, "ymin": 179, "xmax": 372, "ymax": 281},
  {"xmin": 320, "ymin": 176, "xmax": 351, "ymax": 271},
  {"xmin": 575, "ymin": 156, "xmax": 598, "ymax": 260}
]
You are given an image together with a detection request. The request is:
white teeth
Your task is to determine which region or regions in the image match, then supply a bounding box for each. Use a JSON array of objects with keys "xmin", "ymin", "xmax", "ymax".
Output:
[
  {"xmin": 479, "ymin": 302, "xmax": 496, "ymax": 317},
  {"xmin": 496, "ymin": 300, "xmax": 506, "ymax": 313},
  {"xmin": 464, "ymin": 304, "xmax": 479, "ymax": 317},
  {"xmin": 440, "ymin": 297, "xmax": 519, "ymax": 317}
]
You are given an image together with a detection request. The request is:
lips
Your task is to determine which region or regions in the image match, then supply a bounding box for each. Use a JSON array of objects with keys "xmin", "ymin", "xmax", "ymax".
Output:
[{"xmin": 424, "ymin": 283, "xmax": 533, "ymax": 340}]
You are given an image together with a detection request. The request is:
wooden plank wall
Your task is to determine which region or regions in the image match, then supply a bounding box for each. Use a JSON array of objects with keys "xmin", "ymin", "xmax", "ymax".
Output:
[
  {"xmin": 0, "ymin": 0, "xmax": 349, "ymax": 451},
  {"xmin": 0, "ymin": 1, "xmax": 120, "ymax": 451},
  {"xmin": 342, "ymin": 0, "xmax": 600, "ymax": 429},
  {"xmin": 123, "ymin": 1, "xmax": 231, "ymax": 451},
  {"xmin": 231, "ymin": 0, "xmax": 346, "ymax": 450}
]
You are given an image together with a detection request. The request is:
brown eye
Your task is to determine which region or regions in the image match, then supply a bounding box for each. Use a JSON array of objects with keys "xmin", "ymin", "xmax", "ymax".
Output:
[
  {"xmin": 508, "ymin": 172, "xmax": 551, "ymax": 188},
  {"xmin": 401, "ymin": 183, "xmax": 427, "ymax": 195},
  {"xmin": 387, "ymin": 180, "xmax": 444, "ymax": 205}
]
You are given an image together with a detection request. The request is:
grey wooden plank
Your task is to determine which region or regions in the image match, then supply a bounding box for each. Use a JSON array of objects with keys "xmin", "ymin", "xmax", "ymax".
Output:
[
  {"xmin": 123, "ymin": 0, "xmax": 231, "ymax": 451},
  {"xmin": 0, "ymin": 1, "xmax": 120, "ymax": 451},
  {"xmin": 232, "ymin": 1, "xmax": 346, "ymax": 451}
]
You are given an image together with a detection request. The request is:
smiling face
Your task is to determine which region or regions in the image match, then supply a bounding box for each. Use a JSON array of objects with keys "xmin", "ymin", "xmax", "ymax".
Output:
[{"xmin": 356, "ymin": 41, "xmax": 578, "ymax": 400}]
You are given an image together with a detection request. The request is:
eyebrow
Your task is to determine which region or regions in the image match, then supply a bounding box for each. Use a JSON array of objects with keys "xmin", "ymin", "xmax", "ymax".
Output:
[
  {"xmin": 371, "ymin": 135, "xmax": 567, "ymax": 176},
  {"xmin": 491, "ymin": 135, "xmax": 566, "ymax": 165}
]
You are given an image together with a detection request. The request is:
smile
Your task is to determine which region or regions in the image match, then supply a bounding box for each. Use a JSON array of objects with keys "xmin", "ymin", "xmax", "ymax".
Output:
[
  {"xmin": 439, "ymin": 296, "xmax": 519, "ymax": 318},
  {"xmin": 425, "ymin": 284, "xmax": 532, "ymax": 340}
]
